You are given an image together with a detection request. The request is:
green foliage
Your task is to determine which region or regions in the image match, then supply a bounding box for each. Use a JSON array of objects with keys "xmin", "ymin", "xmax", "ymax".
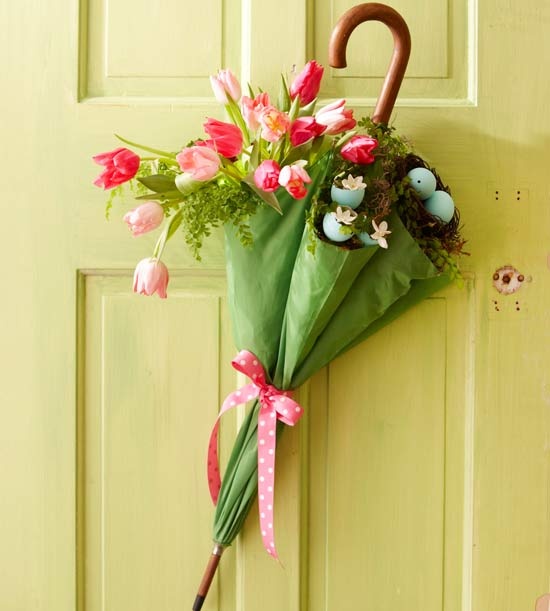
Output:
[
  {"xmin": 177, "ymin": 179, "xmax": 260, "ymax": 260},
  {"xmin": 104, "ymin": 185, "xmax": 123, "ymax": 219}
]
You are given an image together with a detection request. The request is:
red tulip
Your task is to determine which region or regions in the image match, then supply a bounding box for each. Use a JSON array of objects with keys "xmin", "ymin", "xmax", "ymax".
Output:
[
  {"xmin": 290, "ymin": 60, "xmax": 324, "ymax": 106},
  {"xmin": 254, "ymin": 160, "xmax": 281, "ymax": 192},
  {"xmin": 133, "ymin": 258, "xmax": 169, "ymax": 299},
  {"xmin": 203, "ymin": 118, "xmax": 243, "ymax": 158},
  {"xmin": 289, "ymin": 116, "xmax": 326, "ymax": 146},
  {"xmin": 340, "ymin": 135, "xmax": 378, "ymax": 164},
  {"xmin": 93, "ymin": 147, "xmax": 140, "ymax": 190},
  {"xmin": 278, "ymin": 162, "xmax": 312, "ymax": 199}
]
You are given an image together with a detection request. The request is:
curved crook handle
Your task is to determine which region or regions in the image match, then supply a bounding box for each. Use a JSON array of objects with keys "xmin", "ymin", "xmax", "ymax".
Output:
[{"xmin": 329, "ymin": 3, "xmax": 411, "ymax": 124}]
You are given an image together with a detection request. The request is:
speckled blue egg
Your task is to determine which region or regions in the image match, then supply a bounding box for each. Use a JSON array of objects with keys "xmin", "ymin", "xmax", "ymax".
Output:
[
  {"xmin": 322, "ymin": 212, "xmax": 352, "ymax": 242},
  {"xmin": 423, "ymin": 190, "xmax": 455, "ymax": 223},
  {"xmin": 407, "ymin": 167, "xmax": 437, "ymax": 200},
  {"xmin": 331, "ymin": 185, "xmax": 365, "ymax": 209},
  {"xmin": 358, "ymin": 232, "xmax": 378, "ymax": 247}
]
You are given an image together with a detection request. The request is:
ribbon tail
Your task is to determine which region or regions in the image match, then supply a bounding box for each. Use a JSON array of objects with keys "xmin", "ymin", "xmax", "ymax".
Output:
[
  {"xmin": 207, "ymin": 420, "xmax": 222, "ymax": 504},
  {"xmin": 207, "ymin": 383, "xmax": 259, "ymax": 505},
  {"xmin": 257, "ymin": 402, "xmax": 279, "ymax": 559}
]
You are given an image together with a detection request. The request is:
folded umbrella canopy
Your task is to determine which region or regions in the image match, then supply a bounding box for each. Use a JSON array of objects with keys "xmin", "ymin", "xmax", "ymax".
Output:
[{"xmin": 194, "ymin": 4, "xmax": 461, "ymax": 609}]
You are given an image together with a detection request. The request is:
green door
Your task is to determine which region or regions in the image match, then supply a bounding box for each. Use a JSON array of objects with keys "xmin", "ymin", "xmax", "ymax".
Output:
[{"xmin": 2, "ymin": 0, "xmax": 549, "ymax": 610}]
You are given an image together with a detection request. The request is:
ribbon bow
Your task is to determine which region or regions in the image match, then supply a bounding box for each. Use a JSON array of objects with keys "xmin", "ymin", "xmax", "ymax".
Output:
[{"xmin": 207, "ymin": 350, "xmax": 304, "ymax": 559}]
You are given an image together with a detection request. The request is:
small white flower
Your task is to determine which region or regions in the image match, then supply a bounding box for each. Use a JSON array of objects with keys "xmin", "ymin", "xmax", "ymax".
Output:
[
  {"xmin": 370, "ymin": 220, "xmax": 392, "ymax": 249},
  {"xmin": 333, "ymin": 206, "xmax": 358, "ymax": 225},
  {"xmin": 341, "ymin": 174, "xmax": 366, "ymax": 191}
]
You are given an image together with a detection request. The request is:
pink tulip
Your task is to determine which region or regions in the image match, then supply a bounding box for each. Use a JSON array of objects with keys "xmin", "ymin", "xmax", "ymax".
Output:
[
  {"xmin": 254, "ymin": 160, "xmax": 281, "ymax": 192},
  {"xmin": 278, "ymin": 162, "xmax": 312, "ymax": 199},
  {"xmin": 176, "ymin": 146, "xmax": 220, "ymax": 181},
  {"xmin": 260, "ymin": 106, "xmax": 290, "ymax": 143},
  {"xmin": 289, "ymin": 116, "xmax": 326, "ymax": 146},
  {"xmin": 133, "ymin": 258, "xmax": 169, "ymax": 299},
  {"xmin": 340, "ymin": 135, "xmax": 378, "ymax": 165},
  {"xmin": 203, "ymin": 118, "xmax": 243, "ymax": 158},
  {"xmin": 93, "ymin": 147, "xmax": 140, "ymax": 190},
  {"xmin": 289, "ymin": 60, "xmax": 324, "ymax": 106},
  {"xmin": 241, "ymin": 92, "xmax": 271, "ymax": 131},
  {"xmin": 123, "ymin": 201, "xmax": 164, "ymax": 236},
  {"xmin": 315, "ymin": 99, "xmax": 356, "ymax": 135},
  {"xmin": 210, "ymin": 69, "xmax": 241, "ymax": 103}
]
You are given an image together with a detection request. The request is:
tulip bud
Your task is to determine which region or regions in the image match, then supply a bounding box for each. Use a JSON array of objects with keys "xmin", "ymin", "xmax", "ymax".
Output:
[
  {"xmin": 133, "ymin": 258, "xmax": 169, "ymax": 299},
  {"xmin": 123, "ymin": 201, "xmax": 164, "ymax": 236},
  {"xmin": 210, "ymin": 69, "xmax": 242, "ymax": 103},
  {"xmin": 289, "ymin": 61, "xmax": 324, "ymax": 106},
  {"xmin": 340, "ymin": 135, "xmax": 378, "ymax": 165}
]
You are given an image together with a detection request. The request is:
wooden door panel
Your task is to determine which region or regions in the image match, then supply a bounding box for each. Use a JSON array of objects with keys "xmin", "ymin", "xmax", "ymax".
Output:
[
  {"xmin": 80, "ymin": 273, "xmax": 236, "ymax": 611},
  {"xmin": 308, "ymin": 285, "xmax": 474, "ymax": 611}
]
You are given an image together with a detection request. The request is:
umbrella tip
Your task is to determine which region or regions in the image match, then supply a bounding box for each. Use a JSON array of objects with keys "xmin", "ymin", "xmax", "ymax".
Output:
[{"xmin": 192, "ymin": 595, "xmax": 205, "ymax": 610}]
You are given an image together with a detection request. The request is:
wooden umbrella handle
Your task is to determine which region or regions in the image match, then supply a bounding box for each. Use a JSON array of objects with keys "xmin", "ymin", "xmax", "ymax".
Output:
[{"xmin": 328, "ymin": 2, "xmax": 411, "ymax": 124}]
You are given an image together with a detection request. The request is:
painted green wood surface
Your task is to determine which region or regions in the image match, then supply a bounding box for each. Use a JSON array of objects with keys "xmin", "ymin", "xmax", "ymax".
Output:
[{"xmin": 2, "ymin": 0, "xmax": 550, "ymax": 610}]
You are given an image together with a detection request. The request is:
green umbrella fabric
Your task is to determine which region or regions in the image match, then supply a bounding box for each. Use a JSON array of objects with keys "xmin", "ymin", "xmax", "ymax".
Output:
[
  {"xmin": 223, "ymin": 154, "xmax": 332, "ymax": 376},
  {"xmin": 212, "ymin": 210, "xmax": 451, "ymax": 548},
  {"xmin": 289, "ymin": 212, "xmax": 448, "ymax": 387},
  {"xmin": 212, "ymin": 154, "xmax": 332, "ymax": 545}
]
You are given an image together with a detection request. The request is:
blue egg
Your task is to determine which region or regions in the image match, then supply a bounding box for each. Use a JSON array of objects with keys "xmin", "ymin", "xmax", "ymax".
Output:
[
  {"xmin": 407, "ymin": 167, "xmax": 437, "ymax": 200},
  {"xmin": 331, "ymin": 185, "xmax": 365, "ymax": 209},
  {"xmin": 423, "ymin": 190, "xmax": 455, "ymax": 223},
  {"xmin": 358, "ymin": 232, "xmax": 378, "ymax": 247},
  {"xmin": 322, "ymin": 212, "xmax": 352, "ymax": 242}
]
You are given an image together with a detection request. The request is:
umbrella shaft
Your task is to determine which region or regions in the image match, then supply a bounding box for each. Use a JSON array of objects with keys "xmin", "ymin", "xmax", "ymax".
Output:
[{"xmin": 192, "ymin": 544, "xmax": 224, "ymax": 610}]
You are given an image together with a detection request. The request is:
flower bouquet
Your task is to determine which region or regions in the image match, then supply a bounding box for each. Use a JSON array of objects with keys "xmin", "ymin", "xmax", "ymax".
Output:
[{"xmin": 92, "ymin": 4, "xmax": 466, "ymax": 608}]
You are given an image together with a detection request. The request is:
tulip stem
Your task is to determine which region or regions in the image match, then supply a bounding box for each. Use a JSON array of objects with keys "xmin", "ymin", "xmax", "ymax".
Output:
[
  {"xmin": 140, "ymin": 156, "xmax": 179, "ymax": 167},
  {"xmin": 218, "ymin": 165, "xmax": 242, "ymax": 185}
]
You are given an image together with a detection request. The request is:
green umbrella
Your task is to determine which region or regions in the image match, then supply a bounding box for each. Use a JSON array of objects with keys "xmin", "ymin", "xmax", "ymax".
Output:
[
  {"xmin": 191, "ymin": 150, "xmax": 333, "ymax": 611},
  {"xmin": 193, "ymin": 4, "xmax": 461, "ymax": 609}
]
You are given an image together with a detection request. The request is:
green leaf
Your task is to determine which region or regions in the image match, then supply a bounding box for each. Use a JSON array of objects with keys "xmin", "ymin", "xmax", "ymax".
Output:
[
  {"xmin": 242, "ymin": 174, "xmax": 282, "ymax": 214},
  {"xmin": 115, "ymin": 134, "xmax": 177, "ymax": 159},
  {"xmin": 248, "ymin": 139, "xmax": 260, "ymax": 170},
  {"xmin": 312, "ymin": 135, "xmax": 334, "ymax": 161},
  {"xmin": 299, "ymin": 98, "xmax": 317, "ymax": 117},
  {"xmin": 135, "ymin": 190, "xmax": 182, "ymax": 201},
  {"xmin": 166, "ymin": 209, "xmax": 184, "ymax": 240},
  {"xmin": 288, "ymin": 94, "xmax": 301, "ymax": 122},
  {"xmin": 137, "ymin": 174, "xmax": 176, "ymax": 193},
  {"xmin": 281, "ymin": 141, "xmax": 312, "ymax": 166},
  {"xmin": 278, "ymin": 74, "xmax": 291, "ymax": 112}
]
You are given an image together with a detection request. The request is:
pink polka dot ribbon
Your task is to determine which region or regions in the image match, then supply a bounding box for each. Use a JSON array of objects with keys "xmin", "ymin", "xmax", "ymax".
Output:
[{"xmin": 207, "ymin": 350, "xmax": 304, "ymax": 559}]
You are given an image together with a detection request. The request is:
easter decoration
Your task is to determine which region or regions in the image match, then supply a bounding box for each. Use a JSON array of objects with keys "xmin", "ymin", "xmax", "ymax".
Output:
[{"xmin": 92, "ymin": 4, "xmax": 466, "ymax": 609}]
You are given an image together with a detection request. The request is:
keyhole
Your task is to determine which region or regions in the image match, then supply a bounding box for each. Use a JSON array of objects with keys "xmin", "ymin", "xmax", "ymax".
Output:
[{"xmin": 493, "ymin": 265, "xmax": 525, "ymax": 295}]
